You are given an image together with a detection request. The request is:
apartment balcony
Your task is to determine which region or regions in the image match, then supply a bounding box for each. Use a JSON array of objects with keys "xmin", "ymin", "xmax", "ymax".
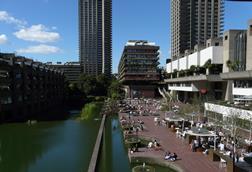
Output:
[
  {"xmin": 120, "ymin": 73, "xmax": 159, "ymax": 82},
  {"xmin": 0, "ymin": 96, "xmax": 12, "ymax": 105},
  {"xmin": 0, "ymin": 70, "xmax": 9, "ymax": 79},
  {"xmin": 0, "ymin": 77, "xmax": 11, "ymax": 84},
  {"xmin": 164, "ymin": 74, "xmax": 222, "ymax": 83}
]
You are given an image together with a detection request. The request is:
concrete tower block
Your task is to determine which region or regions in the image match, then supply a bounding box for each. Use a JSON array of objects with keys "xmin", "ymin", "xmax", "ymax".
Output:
[{"xmin": 246, "ymin": 19, "xmax": 252, "ymax": 70}]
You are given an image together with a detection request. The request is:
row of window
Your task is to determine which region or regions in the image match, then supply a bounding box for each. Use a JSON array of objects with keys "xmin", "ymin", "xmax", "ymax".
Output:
[
  {"xmin": 234, "ymin": 80, "xmax": 252, "ymax": 88},
  {"xmin": 169, "ymin": 83, "xmax": 191, "ymax": 87}
]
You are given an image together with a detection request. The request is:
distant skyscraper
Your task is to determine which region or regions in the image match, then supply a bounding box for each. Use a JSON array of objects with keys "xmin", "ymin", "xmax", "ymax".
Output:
[
  {"xmin": 171, "ymin": 0, "xmax": 224, "ymax": 60},
  {"xmin": 79, "ymin": 0, "xmax": 112, "ymax": 76}
]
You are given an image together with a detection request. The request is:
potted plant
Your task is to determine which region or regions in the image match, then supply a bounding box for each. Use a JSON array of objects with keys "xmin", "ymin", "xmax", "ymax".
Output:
[
  {"xmin": 204, "ymin": 59, "xmax": 212, "ymax": 75},
  {"xmin": 179, "ymin": 70, "xmax": 186, "ymax": 77},
  {"xmin": 190, "ymin": 65, "xmax": 196, "ymax": 76},
  {"xmin": 226, "ymin": 60, "xmax": 240, "ymax": 71},
  {"xmin": 172, "ymin": 69, "xmax": 178, "ymax": 78},
  {"xmin": 185, "ymin": 69, "xmax": 190, "ymax": 76}
]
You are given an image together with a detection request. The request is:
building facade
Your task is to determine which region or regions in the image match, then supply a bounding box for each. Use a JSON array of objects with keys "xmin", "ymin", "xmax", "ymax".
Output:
[
  {"xmin": 205, "ymin": 22, "xmax": 252, "ymax": 133},
  {"xmin": 165, "ymin": 19, "xmax": 252, "ymax": 133},
  {"xmin": 166, "ymin": 38, "xmax": 224, "ymax": 102},
  {"xmin": 47, "ymin": 62, "xmax": 81, "ymax": 84},
  {"xmin": 171, "ymin": 0, "xmax": 224, "ymax": 59},
  {"xmin": 221, "ymin": 20, "xmax": 252, "ymax": 102},
  {"xmin": 0, "ymin": 53, "xmax": 65, "ymax": 122},
  {"xmin": 79, "ymin": 0, "xmax": 112, "ymax": 76},
  {"xmin": 118, "ymin": 40, "xmax": 160, "ymax": 98}
]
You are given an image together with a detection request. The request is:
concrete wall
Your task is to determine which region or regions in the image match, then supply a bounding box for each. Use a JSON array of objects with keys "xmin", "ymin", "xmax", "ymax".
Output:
[
  {"xmin": 179, "ymin": 56, "xmax": 187, "ymax": 70},
  {"xmin": 168, "ymin": 83, "xmax": 198, "ymax": 92},
  {"xmin": 166, "ymin": 62, "xmax": 172, "ymax": 73},
  {"xmin": 205, "ymin": 102, "xmax": 252, "ymax": 121},
  {"xmin": 88, "ymin": 115, "xmax": 106, "ymax": 172},
  {"xmin": 200, "ymin": 46, "xmax": 223, "ymax": 66},
  {"xmin": 246, "ymin": 19, "xmax": 252, "ymax": 70},
  {"xmin": 212, "ymin": 46, "xmax": 224, "ymax": 64},
  {"xmin": 172, "ymin": 59, "xmax": 178, "ymax": 71},
  {"xmin": 188, "ymin": 52, "xmax": 199, "ymax": 68},
  {"xmin": 206, "ymin": 37, "xmax": 223, "ymax": 47},
  {"xmin": 166, "ymin": 45, "xmax": 223, "ymax": 73},
  {"xmin": 233, "ymin": 87, "xmax": 252, "ymax": 96},
  {"xmin": 200, "ymin": 47, "xmax": 213, "ymax": 66}
]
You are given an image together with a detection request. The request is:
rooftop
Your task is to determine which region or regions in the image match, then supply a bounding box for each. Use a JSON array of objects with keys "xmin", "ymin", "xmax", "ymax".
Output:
[{"xmin": 126, "ymin": 40, "xmax": 156, "ymax": 46}]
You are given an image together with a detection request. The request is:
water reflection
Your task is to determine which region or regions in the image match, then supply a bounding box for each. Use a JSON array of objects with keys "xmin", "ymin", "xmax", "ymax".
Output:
[
  {"xmin": 0, "ymin": 119, "xmax": 100, "ymax": 172},
  {"xmin": 97, "ymin": 116, "xmax": 131, "ymax": 172}
]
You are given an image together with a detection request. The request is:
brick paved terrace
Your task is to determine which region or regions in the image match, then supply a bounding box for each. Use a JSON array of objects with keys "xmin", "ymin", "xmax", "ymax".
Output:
[{"xmin": 118, "ymin": 99, "xmax": 227, "ymax": 172}]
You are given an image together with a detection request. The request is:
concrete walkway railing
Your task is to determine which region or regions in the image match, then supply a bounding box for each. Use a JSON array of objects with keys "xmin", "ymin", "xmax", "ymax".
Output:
[{"xmin": 87, "ymin": 114, "xmax": 106, "ymax": 172}]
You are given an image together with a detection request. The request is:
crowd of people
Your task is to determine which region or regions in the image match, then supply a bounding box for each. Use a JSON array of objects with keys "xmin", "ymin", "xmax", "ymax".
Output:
[{"xmin": 119, "ymin": 98, "xmax": 252, "ymax": 170}]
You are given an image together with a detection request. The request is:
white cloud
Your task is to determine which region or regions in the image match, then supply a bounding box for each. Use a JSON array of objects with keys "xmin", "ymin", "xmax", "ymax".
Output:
[
  {"xmin": 0, "ymin": 34, "xmax": 7, "ymax": 44},
  {"xmin": 14, "ymin": 24, "xmax": 60, "ymax": 43},
  {"xmin": 0, "ymin": 11, "xmax": 27, "ymax": 27},
  {"xmin": 52, "ymin": 26, "xmax": 57, "ymax": 30},
  {"xmin": 17, "ymin": 44, "xmax": 61, "ymax": 54}
]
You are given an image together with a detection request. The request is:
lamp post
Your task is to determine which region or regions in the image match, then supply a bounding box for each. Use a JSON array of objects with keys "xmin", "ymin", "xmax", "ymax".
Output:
[
  {"xmin": 214, "ymin": 135, "xmax": 216, "ymax": 151},
  {"xmin": 249, "ymin": 116, "xmax": 252, "ymax": 142},
  {"xmin": 182, "ymin": 118, "xmax": 185, "ymax": 131}
]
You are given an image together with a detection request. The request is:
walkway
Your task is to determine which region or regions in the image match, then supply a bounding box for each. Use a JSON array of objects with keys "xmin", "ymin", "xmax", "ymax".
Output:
[
  {"xmin": 88, "ymin": 114, "xmax": 106, "ymax": 172},
  {"xmin": 121, "ymin": 113, "xmax": 226, "ymax": 172}
]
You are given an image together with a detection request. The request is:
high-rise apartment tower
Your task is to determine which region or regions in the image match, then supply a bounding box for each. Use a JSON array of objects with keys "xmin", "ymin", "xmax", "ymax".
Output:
[
  {"xmin": 171, "ymin": 0, "xmax": 224, "ymax": 60},
  {"xmin": 79, "ymin": 0, "xmax": 112, "ymax": 76}
]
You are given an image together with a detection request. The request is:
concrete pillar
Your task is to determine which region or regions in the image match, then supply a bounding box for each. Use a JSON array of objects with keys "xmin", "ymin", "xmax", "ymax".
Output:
[
  {"xmin": 206, "ymin": 68, "xmax": 209, "ymax": 75},
  {"xmin": 225, "ymin": 80, "xmax": 233, "ymax": 102},
  {"xmin": 184, "ymin": 91, "xmax": 189, "ymax": 102}
]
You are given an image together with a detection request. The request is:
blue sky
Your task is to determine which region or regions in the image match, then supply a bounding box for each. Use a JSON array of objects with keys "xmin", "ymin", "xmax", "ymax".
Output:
[{"xmin": 0, "ymin": 0, "xmax": 252, "ymax": 73}]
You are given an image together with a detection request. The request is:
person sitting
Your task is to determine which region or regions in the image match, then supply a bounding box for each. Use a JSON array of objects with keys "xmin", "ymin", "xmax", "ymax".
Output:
[
  {"xmin": 164, "ymin": 151, "xmax": 171, "ymax": 160},
  {"xmin": 202, "ymin": 142, "xmax": 209, "ymax": 149},
  {"xmin": 154, "ymin": 142, "xmax": 161, "ymax": 150},
  {"xmin": 169, "ymin": 153, "xmax": 177, "ymax": 161},
  {"xmin": 130, "ymin": 147, "xmax": 134, "ymax": 154},
  {"xmin": 148, "ymin": 141, "xmax": 153, "ymax": 149},
  {"xmin": 203, "ymin": 149, "xmax": 209, "ymax": 155},
  {"xmin": 154, "ymin": 140, "xmax": 158, "ymax": 147}
]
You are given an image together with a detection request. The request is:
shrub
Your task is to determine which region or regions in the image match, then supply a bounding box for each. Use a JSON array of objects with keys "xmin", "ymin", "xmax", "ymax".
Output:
[{"xmin": 80, "ymin": 102, "xmax": 103, "ymax": 120}]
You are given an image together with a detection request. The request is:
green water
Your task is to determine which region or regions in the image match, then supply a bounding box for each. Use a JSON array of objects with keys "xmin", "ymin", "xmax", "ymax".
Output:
[
  {"xmin": 0, "ymin": 116, "xmax": 176, "ymax": 172},
  {"xmin": 97, "ymin": 116, "xmax": 131, "ymax": 172},
  {"xmin": 0, "ymin": 119, "xmax": 100, "ymax": 172},
  {"xmin": 97, "ymin": 116, "xmax": 176, "ymax": 172}
]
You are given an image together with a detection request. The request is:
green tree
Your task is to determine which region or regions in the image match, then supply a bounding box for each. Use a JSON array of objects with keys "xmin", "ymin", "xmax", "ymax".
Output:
[
  {"xmin": 78, "ymin": 74, "xmax": 97, "ymax": 96},
  {"xmin": 96, "ymin": 74, "xmax": 110, "ymax": 96},
  {"xmin": 108, "ymin": 79, "xmax": 123, "ymax": 100}
]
